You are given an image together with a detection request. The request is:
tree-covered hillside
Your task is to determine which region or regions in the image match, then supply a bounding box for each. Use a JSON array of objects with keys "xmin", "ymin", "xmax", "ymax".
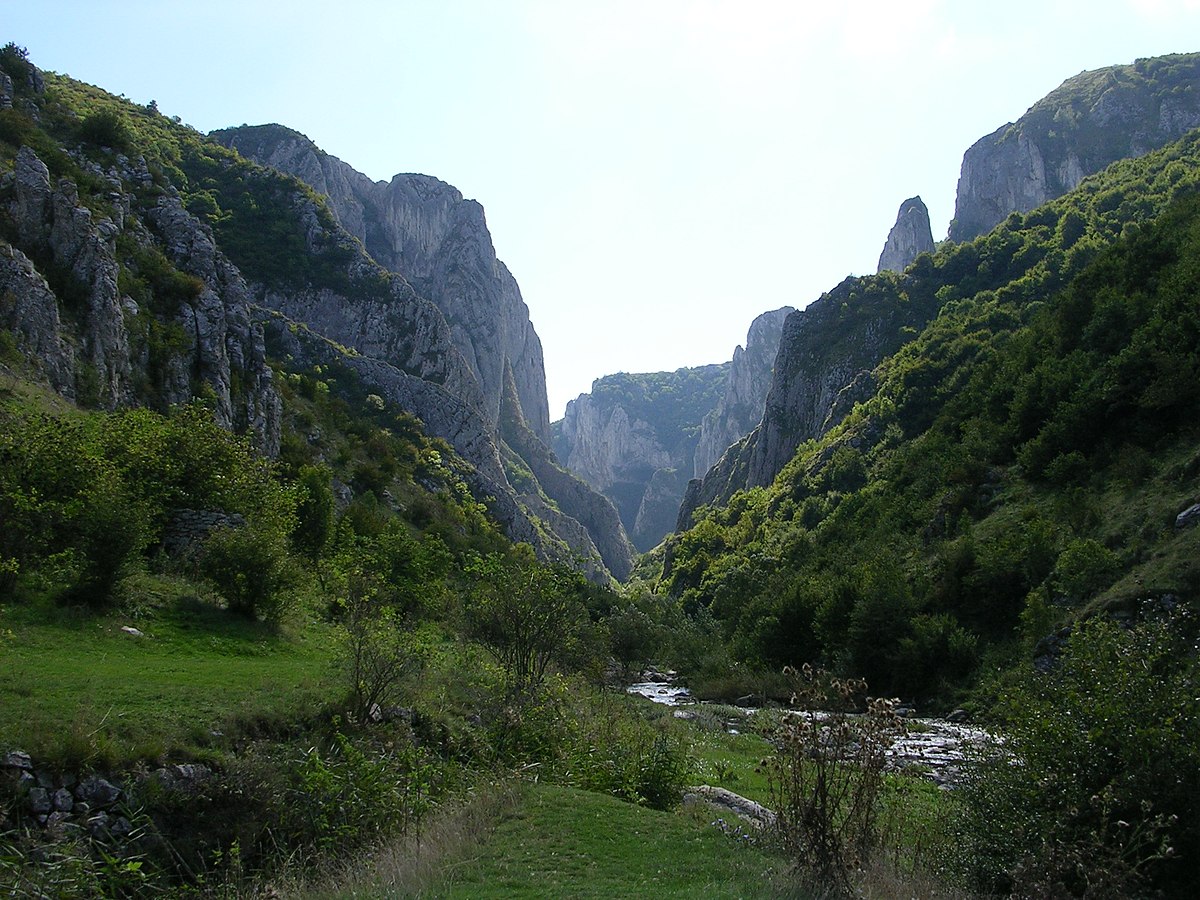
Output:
[{"xmin": 655, "ymin": 129, "xmax": 1200, "ymax": 705}]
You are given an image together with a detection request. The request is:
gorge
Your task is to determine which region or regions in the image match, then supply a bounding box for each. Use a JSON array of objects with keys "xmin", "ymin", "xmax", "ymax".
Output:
[{"xmin": 4, "ymin": 40, "xmax": 1200, "ymax": 900}]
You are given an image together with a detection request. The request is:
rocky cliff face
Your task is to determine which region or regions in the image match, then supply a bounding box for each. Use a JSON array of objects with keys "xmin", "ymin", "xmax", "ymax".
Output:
[
  {"xmin": 677, "ymin": 275, "xmax": 927, "ymax": 530},
  {"xmin": 1, "ymin": 135, "xmax": 281, "ymax": 455},
  {"xmin": 876, "ymin": 196, "xmax": 934, "ymax": 274},
  {"xmin": 207, "ymin": 125, "xmax": 631, "ymax": 578},
  {"xmin": 949, "ymin": 53, "xmax": 1200, "ymax": 243},
  {"xmin": 210, "ymin": 125, "xmax": 551, "ymax": 442},
  {"xmin": 678, "ymin": 54, "xmax": 1200, "ymax": 532},
  {"xmin": 557, "ymin": 387, "xmax": 683, "ymax": 553},
  {"xmin": 498, "ymin": 366, "xmax": 635, "ymax": 580},
  {"xmin": 692, "ymin": 307, "xmax": 793, "ymax": 478},
  {"xmin": 1, "ymin": 62, "xmax": 629, "ymax": 581},
  {"xmin": 555, "ymin": 364, "xmax": 728, "ymax": 551},
  {"xmin": 557, "ymin": 307, "xmax": 793, "ymax": 552}
]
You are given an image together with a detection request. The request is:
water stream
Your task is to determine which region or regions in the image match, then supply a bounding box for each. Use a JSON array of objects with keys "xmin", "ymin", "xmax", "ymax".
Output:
[{"xmin": 627, "ymin": 679, "xmax": 992, "ymax": 788}]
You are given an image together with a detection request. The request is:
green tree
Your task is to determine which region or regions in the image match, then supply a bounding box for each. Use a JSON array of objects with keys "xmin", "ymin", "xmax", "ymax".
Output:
[
  {"xmin": 200, "ymin": 524, "xmax": 300, "ymax": 622},
  {"xmin": 293, "ymin": 465, "xmax": 335, "ymax": 565},
  {"xmin": 78, "ymin": 107, "xmax": 131, "ymax": 152},
  {"xmin": 464, "ymin": 545, "xmax": 588, "ymax": 694},
  {"xmin": 0, "ymin": 43, "xmax": 32, "ymax": 83}
]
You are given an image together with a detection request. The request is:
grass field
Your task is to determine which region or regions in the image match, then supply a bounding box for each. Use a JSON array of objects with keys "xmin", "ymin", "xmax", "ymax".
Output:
[
  {"xmin": 1, "ymin": 579, "xmax": 961, "ymax": 899},
  {"xmin": 0, "ymin": 572, "xmax": 340, "ymax": 768}
]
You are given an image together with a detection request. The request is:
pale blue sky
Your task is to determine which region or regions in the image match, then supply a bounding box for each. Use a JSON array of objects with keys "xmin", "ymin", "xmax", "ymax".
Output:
[{"xmin": 6, "ymin": 1, "xmax": 1200, "ymax": 417}]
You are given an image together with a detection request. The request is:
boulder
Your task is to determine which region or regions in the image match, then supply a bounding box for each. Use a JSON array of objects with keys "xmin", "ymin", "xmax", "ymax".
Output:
[
  {"xmin": 74, "ymin": 775, "xmax": 122, "ymax": 808},
  {"xmin": 1174, "ymin": 503, "xmax": 1200, "ymax": 529},
  {"xmin": 683, "ymin": 785, "xmax": 776, "ymax": 829},
  {"xmin": 26, "ymin": 786, "xmax": 51, "ymax": 816},
  {"xmin": 2, "ymin": 750, "xmax": 33, "ymax": 771}
]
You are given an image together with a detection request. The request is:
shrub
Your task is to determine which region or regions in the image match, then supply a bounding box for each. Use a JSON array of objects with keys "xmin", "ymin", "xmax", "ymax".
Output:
[
  {"xmin": 1052, "ymin": 537, "xmax": 1120, "ymax": 602},
  {"xmin": 281, "ymin": 731, "xmax": 436, "ymax": 856},
  {"xmin": 292, "ymin": 465, "xmax": 334, "ymax": 564},
  {"xmin": 563, "ymin": 695, "xmax": 689, "ymax": 810},
  {"xmin": 956, "ymin": 606, "xmax": 1200, "ymax": 897},
  {"xmin": 464, "ymin": 546, "xmax": 589, "ymax": 695},
  {"xmin": 0, "ymin": 43, "xmax": 32, "ymax": 84},
  {"xmin": 78, "ymin": 108, "xmax": 131, "ymax": 153},
  {"xmin": 200, "ymin": 524, "xmax": 300, "ymax": 622},
  {"xmin": 335, "ymin": 576, "xmax": 427, "ymax": 723}
]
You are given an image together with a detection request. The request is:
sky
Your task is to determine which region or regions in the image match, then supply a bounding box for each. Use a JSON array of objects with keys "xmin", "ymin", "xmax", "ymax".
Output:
[{"xmin": 6, "ymin": 1, "xmax": 1200, "ymax": 418}]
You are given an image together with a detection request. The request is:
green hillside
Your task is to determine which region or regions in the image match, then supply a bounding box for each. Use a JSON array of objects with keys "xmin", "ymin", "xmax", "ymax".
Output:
[{"xmin": 659, "ymin": 130, "xmax": 1200, "ymax": 702}]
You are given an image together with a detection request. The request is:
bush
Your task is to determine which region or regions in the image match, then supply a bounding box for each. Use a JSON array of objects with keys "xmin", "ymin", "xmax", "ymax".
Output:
[
  {"xmin": 1052, "ymin": 537, "xmax": 1120, "ymax": 602},
  {"xmin": 956, "ymin": 606, "xmax": 1200, "ymax": 897},
  {"xmin": 281, "ymin": 731, "xmax": 436, "ymax": 856},
  {"xmin": 0, "ymin": 43, "xmax": 32, "ymax": 84},
  {"xmin": 561, "ymin": 692, "xmax": 690, "ymax": 810},
  {"xmin": 464, "ymin": 546, "xmax": 589, "ymax": 695},
  {"xmin": 200, "ymin": 524, "xmax": 300, "ymax": 622},
  {"xmin": 78, "ymin": 108, "xmax": 131, "ymax": 153},
  {"xmin": 335, "ymin": 578, "xmax": 428, "ymax": 723}
]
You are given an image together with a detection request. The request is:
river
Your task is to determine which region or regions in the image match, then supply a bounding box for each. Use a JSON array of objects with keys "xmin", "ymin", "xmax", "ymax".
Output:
[{"xmin": 627, "ymin": 679, "xmax": 993, "ymax": 788}]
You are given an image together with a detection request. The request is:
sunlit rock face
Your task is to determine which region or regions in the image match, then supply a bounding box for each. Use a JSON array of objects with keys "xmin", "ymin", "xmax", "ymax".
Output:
[
  {"xmin": 212, "ymin": 124, "xmax": 633, "ymax": 580},
  {"xmin": 555, "ymin": 307, "xmax": 791, "ymax": 551},
  {"xmin": 877, "ymin": 196, "xmax": 934, "ymax": 274},
  {"xmin": 3, "ymin": 143, "xmax": 281, "ymax": 455},
  {"xmin": 557, "ymin": 377, "xmax": 701, "ymax": 553},
  {"xmin": 212, "ymin": 125, "xmax": 550, "ymax": 443},
  {"xmin": 692, "ymin": 307, "xmax": 793, "ymax": 479},
  {"xmin": 949, "ymin": 53, "xmax": 1200, "ymax": 243}
]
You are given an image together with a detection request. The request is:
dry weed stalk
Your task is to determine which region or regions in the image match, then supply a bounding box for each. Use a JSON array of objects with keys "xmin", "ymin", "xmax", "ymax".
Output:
[{"xmin": 762, "ymin": 664, "xmax": 905, "ymax": 892}]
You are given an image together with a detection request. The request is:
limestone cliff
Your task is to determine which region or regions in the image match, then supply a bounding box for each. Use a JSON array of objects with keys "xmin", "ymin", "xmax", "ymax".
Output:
[
  {"xmin": 1, "ymin": 135, "xmax": 281, "ymax": 455},
  {"xmin": 555, "ymin": 364, "xmax": 728, "ymax": 552},
  {"xmin": 1, "ymin": 61, "xmax": 628, "ymax": 580},
  {"xmin": 557, "ymin": 306, "xmax": 792, "ymax": 551},
  {"xmin": 678, "ymin": 53, "xmax": 1200, "ymax": 531},
  {"xmin": 692, "ymin": 307, "xmax": 793, "ymax": 478},
  {"xmin": 876, "ymin": 197, "xmax": 934, "ymax": 274},
  {"xmin": 498, "ymin": 365, "xmax": 635, "ymax": 580},
  {"xmin": 210, "ymin": 125, "xmax": 550, "ymax": 442},
  {"xmin": 949, "ymin": 53, "xmax": 1200, "ymax": 243},
  {"xmin": 207, "ymin": 125, "xmax": 630, "ymax": 577}
]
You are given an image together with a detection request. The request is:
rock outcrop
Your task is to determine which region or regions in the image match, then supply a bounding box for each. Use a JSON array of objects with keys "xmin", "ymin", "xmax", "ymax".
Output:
[
  {"xmin": 949, "ymin": 53, "xmax": 1200, "ymax": 243},
  {"xmin": 677, "ymin": 274, "xmax": 927, "ymax": 530},
  {"xmin": 210, "ymin": 124, "xmax": 632, "ymax": 578},
  {"xmin": 557, "ymin": 306, "xmax": 793, "ymax": 551},
  {"xmin": 692, "ymin": 307, "xmax": 792, "ymax": 478},
  {"xmin": 876, "ymin": 196, "xmax": 934, "ymax": 274},
  {"xmin": 1, "ymin": 136, "xmax": 281, "ymax": 455},
  {"xmin": 555, "ymin": 364, "xmax": 728, "ymax": 552}
]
